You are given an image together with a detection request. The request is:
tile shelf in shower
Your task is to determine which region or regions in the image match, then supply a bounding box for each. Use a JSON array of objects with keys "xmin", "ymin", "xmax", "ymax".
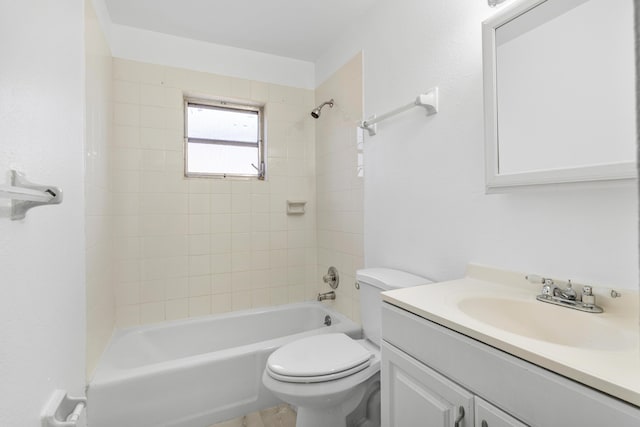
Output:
[{"xmin": 286, "ymin": 200, "xmax": 306, "ymax": 215}]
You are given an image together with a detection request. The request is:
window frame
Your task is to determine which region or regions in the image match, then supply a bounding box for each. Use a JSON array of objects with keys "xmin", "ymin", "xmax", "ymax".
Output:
[{"xmin": 184, "ymin": 97, "xmax": 265, "ymax": 180}]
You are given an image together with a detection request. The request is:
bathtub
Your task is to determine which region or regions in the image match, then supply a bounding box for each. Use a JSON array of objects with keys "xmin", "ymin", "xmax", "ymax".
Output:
[{"xmin": 87, "ymin": 302, "xmax": 360, "ymax": 427}]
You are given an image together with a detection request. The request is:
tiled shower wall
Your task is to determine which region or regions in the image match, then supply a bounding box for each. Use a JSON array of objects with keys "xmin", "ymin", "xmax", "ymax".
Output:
[
  {"xmin": 315, "ymin": 54, "xmax": 364, "ymax": 321},
  {"xmin": 85, "ymin": 0, "xmax": 114, "ymax": 375},
  {"xmin": 111, "ymin": 59, "xmax": 318, "ymax": 327}
]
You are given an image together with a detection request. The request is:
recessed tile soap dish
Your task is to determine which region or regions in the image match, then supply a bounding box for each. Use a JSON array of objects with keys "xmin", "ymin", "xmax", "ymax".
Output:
[{"xmin": 286, "ymin": 200, "xmax": 306, "ymax": 215}]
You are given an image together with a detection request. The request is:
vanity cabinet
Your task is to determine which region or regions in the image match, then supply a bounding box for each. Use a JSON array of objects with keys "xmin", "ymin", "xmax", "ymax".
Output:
[
  {"xmin": 381, "ymin": 303, "xmax": 640, "ymax": 427},
  {"xmin": 475, "ymin": 397, "xmax": 527, "ymax": 427},
  {"xmin": 382, "ymin": 341, "xmax": 525, "ymax": 427},
  {"xmin": 382, "ymin": 341, "xmax": 473, "ymax": 426}
]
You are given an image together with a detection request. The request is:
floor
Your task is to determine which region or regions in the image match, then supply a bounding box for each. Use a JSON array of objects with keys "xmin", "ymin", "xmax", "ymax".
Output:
[{"xmin": 209, "ymin": 404, "xmax": 297, "ymax": 427}]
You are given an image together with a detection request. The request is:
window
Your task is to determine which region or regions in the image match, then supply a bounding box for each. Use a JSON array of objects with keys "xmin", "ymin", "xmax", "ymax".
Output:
[{"xmin": 184, "ymin": 98, "xmax": 265, "ymax": 179}]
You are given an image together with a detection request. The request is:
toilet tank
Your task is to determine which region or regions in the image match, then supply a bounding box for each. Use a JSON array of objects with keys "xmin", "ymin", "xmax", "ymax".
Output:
[{"xmin": 356, "ymin": 268, "xmax": 432, "ymax": 347}]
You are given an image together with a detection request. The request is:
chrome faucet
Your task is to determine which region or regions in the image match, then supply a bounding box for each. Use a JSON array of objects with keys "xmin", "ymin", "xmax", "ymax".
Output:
[
  {"xmin": 323, "ymin": 266, "xmax": 339, "ymax": 289},
  {"xmin": 553, "ymin": 280, "xmax": 577, "ymax": 300},
  {"xmin": 317, "ymin": 291, "xmax": 336, "ymax": 302},
  {"xmin": 540, "ymin": 278, "xmax": 556, "ymax": 297},
  {"xmin": 527, "ymin": 275, "xmax": 603, "ymax": 313}
]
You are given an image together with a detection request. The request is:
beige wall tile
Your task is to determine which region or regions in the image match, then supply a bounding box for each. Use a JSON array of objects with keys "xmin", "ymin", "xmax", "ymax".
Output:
[
  {"xmin": 140, "ymin": 83, "xmax": 166, "ymax": 107},
  {"xmin": 189, "ymin": 194, "xmax": 211, "ymax": 214},
  {"xmin": 140, "ymin": 149, "xmax": 166, "ymax": 171},
  {"xmin": 109, "ymin": 59, "xmax": 319, "ymax": 327},
  {"xmin": 232, "ymin": 291, "xmax": 252, "ymax": 311},
  {"xmin": 113, "ymin": 125, "xmax": 140, "ymax": 148},
  {"xmin": 140, "ymin": 302, "xmax": 165, "ymax": 323},
  {"xmin": 114, "ymin": 103, "xmax": 140, "ymax": 126},
  {"xmin": 165, "ymin": 298, "xmax": 189, "ymax": 320},
  {"xmin": 189, "ymin": 274, "xmax": 211, "ymax": 297},
  {"xmin": 140, "ymin": 280, "xmax": 166, "ymax": 303},
  {"xmin": 212, "ymin": 273, "xmax": 232, "ymax": 294},
  {"xmin": 114, "ymin": 80, "xmax": 141, "ymax": 105},
  {"xmin": 315, "ymin": 53, "xmax": 363, "ymax": 322},
  {"xmin": 115, "ymin": 305, "xmax": 140, "ymax": 328},
  {"xmin": 189, "ymin": 235, "xmax": 211, "ymax": 255},
  {"xmin": 165, "ymin": 278, "xmax": 189, "ymax": 300},
  {"xmin": 212, "ymin": 293, "xmax": 232, "ymax": 314}
]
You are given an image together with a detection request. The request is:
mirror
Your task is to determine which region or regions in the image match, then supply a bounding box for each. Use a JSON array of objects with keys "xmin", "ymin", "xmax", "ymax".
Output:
[{"xmin": 482, "ymin": 0, "xmax": 636, "ymax": 190}]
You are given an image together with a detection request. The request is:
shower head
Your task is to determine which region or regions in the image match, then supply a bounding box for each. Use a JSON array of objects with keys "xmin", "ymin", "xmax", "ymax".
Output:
[{"xmin": 310, "ymin": 99, "xmax": 334, "ymax": 119}]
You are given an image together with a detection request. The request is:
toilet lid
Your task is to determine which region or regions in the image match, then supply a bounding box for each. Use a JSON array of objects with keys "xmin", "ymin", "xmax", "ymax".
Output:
[{"xmin": 267, "ymin": 333, "xmax": 372, "ymax": 382}]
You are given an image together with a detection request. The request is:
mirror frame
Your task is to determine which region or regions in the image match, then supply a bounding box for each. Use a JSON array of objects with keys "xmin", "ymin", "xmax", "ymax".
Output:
[{"xmin": 482, "ymin": 0, "xmax": 637, "ymax": 192}]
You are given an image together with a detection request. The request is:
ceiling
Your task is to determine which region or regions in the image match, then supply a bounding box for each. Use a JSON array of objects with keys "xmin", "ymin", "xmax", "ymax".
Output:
[{"xmin": 104, "ymin": 0, "xmax": 378, "ymax": 62}]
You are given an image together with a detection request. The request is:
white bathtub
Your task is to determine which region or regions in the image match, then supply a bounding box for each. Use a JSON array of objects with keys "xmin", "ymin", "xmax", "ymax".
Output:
[{"xmin": 87, "ymin": 302, "xmax": 360, "ymax": 427}]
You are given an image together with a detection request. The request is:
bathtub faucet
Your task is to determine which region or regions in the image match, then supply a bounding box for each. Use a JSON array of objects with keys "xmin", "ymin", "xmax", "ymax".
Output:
[{"xmin": 317, "ymin": 291, "xmax": 336, "ymax": 302}]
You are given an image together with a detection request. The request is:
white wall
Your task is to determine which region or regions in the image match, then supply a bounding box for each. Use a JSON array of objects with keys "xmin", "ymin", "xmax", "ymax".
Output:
[
  {"xmin": 316, "ymin": 0, "xmax": 638, "ymax": 290},
  {"xmin": 0, "ymin": 0, "xmax": 87, "ymax": 425},
  {"xmin": 89, "ymin": 0, "xmax": 315, "ymax": 90},
  {"xmin": 109, "ymin": 25, "xmax": 316, "ymax": 90}
]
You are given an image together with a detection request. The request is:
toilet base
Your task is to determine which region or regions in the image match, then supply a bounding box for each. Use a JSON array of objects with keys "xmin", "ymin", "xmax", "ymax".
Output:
[
  {"xmin": 293, "ymin": 375, "xmax": 380, "ymax": 427},
  {"xmin": 262, "ymin": 339, "xmax": 382, "ymax": 427},
  {"xmin": 296, "ymin": 406, "xmax": 349, "ymax": 427}
]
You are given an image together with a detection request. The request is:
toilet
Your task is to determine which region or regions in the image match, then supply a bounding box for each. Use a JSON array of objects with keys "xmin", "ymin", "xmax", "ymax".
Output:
[{"xmin": 262, "ymin": 268, "xmax": 432, "ymax": 427}]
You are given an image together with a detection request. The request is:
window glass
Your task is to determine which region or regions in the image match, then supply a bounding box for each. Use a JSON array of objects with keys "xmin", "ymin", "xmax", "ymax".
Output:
[
  {"xmin": 186, "ymin": 143, "xmax": 258, "ymax": 175},
  {"xmin": 185, "ymin": 100, "xmax": 264, "ymax": 178},
  {"xmin": 187, "ymin": 104, "xmax": 258, "ymax": 144}
]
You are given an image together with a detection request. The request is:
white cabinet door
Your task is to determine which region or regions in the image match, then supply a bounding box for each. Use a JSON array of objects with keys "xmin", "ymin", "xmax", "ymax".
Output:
[
  {"xmin": 382, "ymin": 341, "xmax": 474, "ymax": 427},
  {"xmin": 475, "ymin": 397, "xmax": 528, "ymax": 427}
]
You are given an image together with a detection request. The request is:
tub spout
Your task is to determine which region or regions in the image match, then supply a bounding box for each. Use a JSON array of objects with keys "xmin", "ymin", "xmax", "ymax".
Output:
[{"xmin": 317, "ymin": 291, "xmax": 336, "ymax": 302}]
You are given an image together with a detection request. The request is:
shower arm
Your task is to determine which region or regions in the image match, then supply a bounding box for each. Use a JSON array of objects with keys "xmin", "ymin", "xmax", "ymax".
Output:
[
  {"xmin": 317, "ymin": 100, "xmax": 333, "ymax": 109},
  {"xmin": 311, "ymin": 99, "xmax": 334, "ymax": 118}
]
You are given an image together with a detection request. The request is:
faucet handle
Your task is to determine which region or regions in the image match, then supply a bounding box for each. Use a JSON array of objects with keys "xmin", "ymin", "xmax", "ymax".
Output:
[
  {"xmin": 527, "ymin": 274, "xmax": 557, "ymax": 288},
  {"xmin": 582, "ymin": 285, "xmax": 596, "ymax": 306},
  {"xmin": 541, "ymin": 283, "xmax": 554, "ymax": 296},
  {"xmin": 526, "ymin": 274, "xmax": 548, "ymax": 284},
  {"xmin": 527, "ymin": 274, "xmax": 555, "ymax": 296},
  {"xmin": 323, "ymin": 266, "xmax": 339, "ymax": 289}
]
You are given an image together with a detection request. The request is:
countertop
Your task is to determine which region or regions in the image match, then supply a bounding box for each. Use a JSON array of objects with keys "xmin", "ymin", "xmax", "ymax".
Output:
[{"xmin": 381, "ymin": 264, "xmax": 640, "ymax": 407}]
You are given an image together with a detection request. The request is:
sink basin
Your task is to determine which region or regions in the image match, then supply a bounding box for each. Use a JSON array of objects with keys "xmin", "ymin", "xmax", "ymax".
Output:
[{"xmin": 457, "ymin": 297, "xmax": 637, "ymax": 351}]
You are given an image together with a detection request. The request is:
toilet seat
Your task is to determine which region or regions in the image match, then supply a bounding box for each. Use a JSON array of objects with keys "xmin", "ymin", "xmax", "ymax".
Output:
[{"xmin": 266, "ymin": 333, "xmax": 373, "ymax": 383}]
